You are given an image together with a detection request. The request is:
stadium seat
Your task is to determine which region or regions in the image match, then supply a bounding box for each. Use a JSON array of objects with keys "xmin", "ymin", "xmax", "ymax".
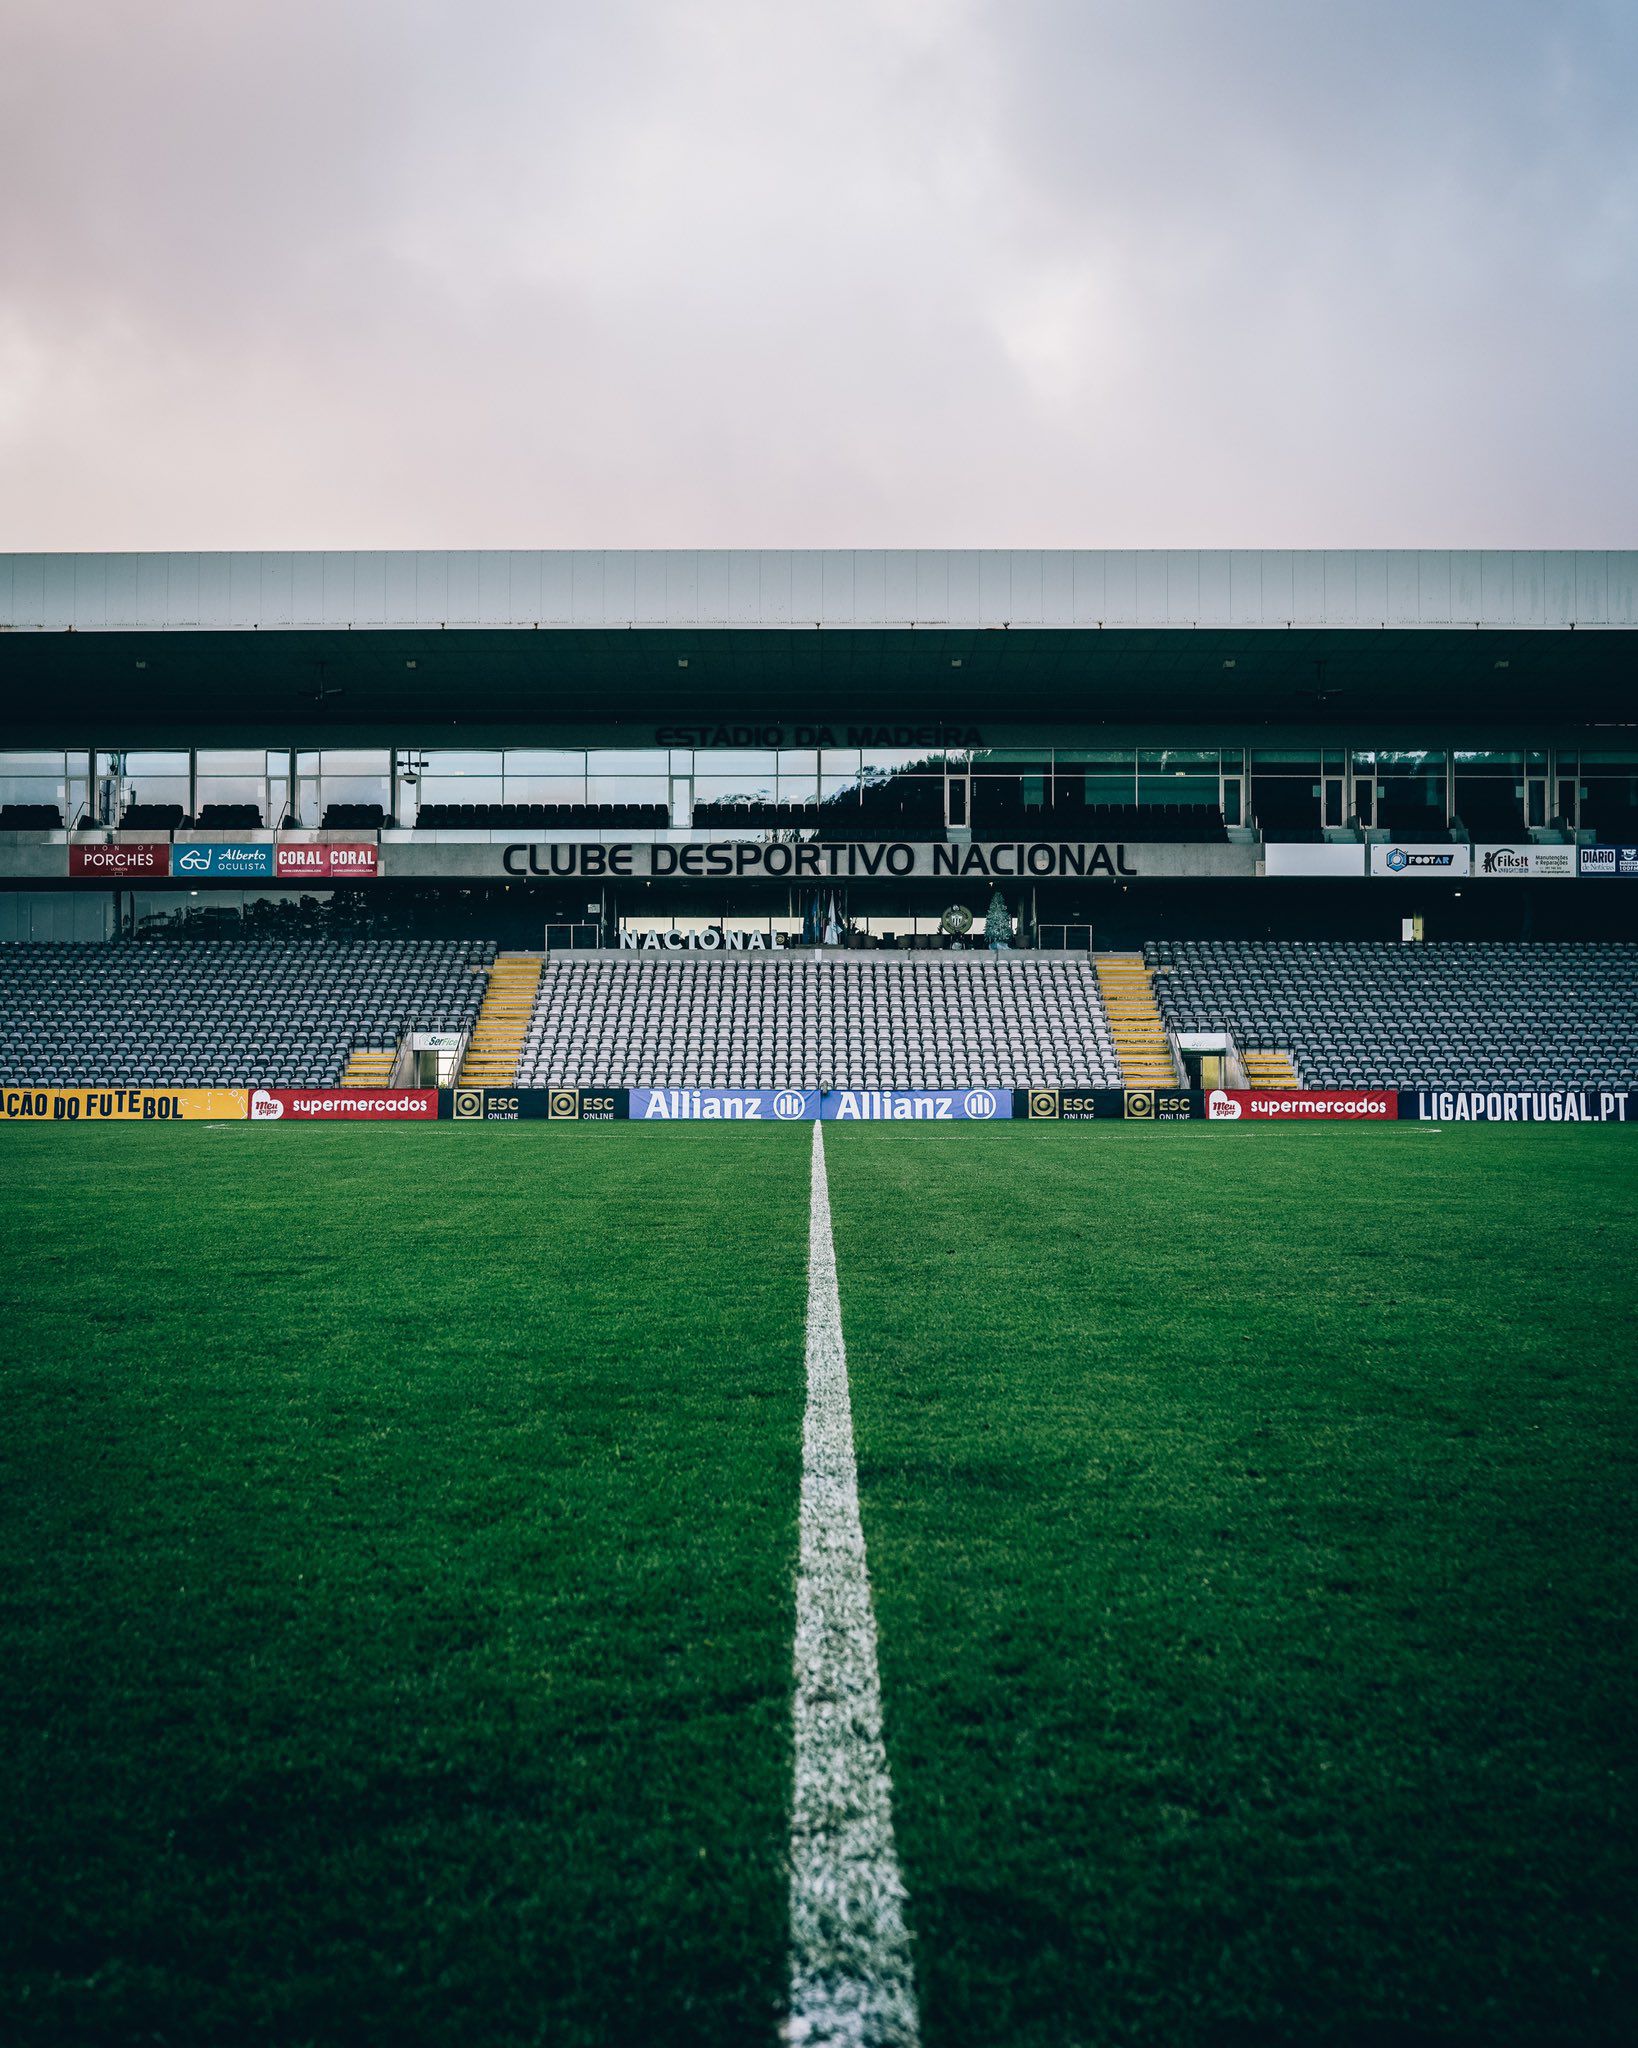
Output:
[
  {"xmin": 0, "ymin": 939, "xmax": 494, "ymax": 1089},
  {"xmin": 514, "ymin": 954, "xmax": 1123, "ymax": 1089},
  {"xmin": 192, "ymin": 803, "xmax": 264, "ymax": 829},
  {"xmin": 1146, "ymin": 939, "xmax": 1638, "ymax": 1092}
]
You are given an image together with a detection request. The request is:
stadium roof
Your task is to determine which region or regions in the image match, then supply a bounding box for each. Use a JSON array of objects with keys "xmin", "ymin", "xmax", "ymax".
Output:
[
  {"xmin": 2, "ymin": 550, "xmax": 1634, "ymax": 633},
  {"xmin": 2, "ymin": 551, "xmax": 1634, "ymax": 742}
]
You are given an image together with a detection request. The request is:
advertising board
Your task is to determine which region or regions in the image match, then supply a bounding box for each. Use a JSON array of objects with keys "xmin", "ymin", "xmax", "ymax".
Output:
[
  {"xmin": 249, "ymin": 1087, "xmax": 436, "ymax": 1119},
  {"xmin": 273, "ymin": 844, "xmax": 379, "ymax": 879},
  {"xmin": 1399, "ymin": 1089, "xmax": 1635, "ymax": 1123},
  {"xmin": 172, "ymin": 844, "xmax": 275, "ymax": 878},
  {"xmin": 1121, "ymin": 1088, "xmax": 1198, "ymax": 1121},
  {"xmin": 1015, "ymin": 1087, "xmax": 1124, "ymax": 1120},
  {"xmin": 0, "ymin": 1086, "xmax": 248, "ymax": 1120},
  {"xmin": 1578, "ymin": 845, "xmax": 1638, "ymax": 878},
  {"xmin": 1473, "ymin": 845, "xmax": 1578, "ymax": 879},
  {"xmin": 629, "ymin": 1088, "xmax": 819, "ymax": 1120},
  {"xmin": 1206, "ymin": 1089, "xmax": 1397, "ymax": 1120},
  {"xmin": 1262, "ymin": 843, "xmax": 1367, "ymax": 878},
  {"xmin": 68, "ymin": 843, "xmax": 170, "ymax": 877},
  {"xmin": 822, "ymin": 1088, "xmax": 1011, "ymax": 1121},
  {"xmin": 1369, "ymin": 844, "xmax": 1471, "ymax": 877},
  {"xmin": 443, "ymin": 1086, "xmax": 627, "ymax": 1120}
]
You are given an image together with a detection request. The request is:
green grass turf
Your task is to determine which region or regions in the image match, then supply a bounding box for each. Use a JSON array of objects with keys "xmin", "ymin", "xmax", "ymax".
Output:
[
  {"xmin": 825, "ymin": 1123, "xmax": 1638, "ymax": 2048},
  {"xmin": 4, "ymin": 1122, "xmax": 1636, "ymax": 2048},
  {"xmin": 0, "ymin": 1123, "xmax": 811, "ymax": 2048}
]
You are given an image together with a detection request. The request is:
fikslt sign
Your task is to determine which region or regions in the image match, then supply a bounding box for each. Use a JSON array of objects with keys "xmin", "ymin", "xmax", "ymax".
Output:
[
  {"xmin": 250, "ymin": 1088, "xmax": 436, "ymax": 1120},
  {"xmin": 274, "ymin": 844, "xmax": 378, "ymax": 879},
  {"xmin": 1207, "ymin": 1089, "xmax": 1398, "ymax": 1120},
  {"xmin": 68, "ymin": 843, "xmax": 170, "ymax": 877}
]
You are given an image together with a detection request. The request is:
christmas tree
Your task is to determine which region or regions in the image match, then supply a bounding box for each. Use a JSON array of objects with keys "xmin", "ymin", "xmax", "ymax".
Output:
[{"xmin": 985, "ymin": 888, "xmax": 1012, "ymax": 950}]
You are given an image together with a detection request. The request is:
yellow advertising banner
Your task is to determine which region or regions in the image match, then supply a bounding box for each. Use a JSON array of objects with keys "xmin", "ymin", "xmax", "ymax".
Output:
[{"xmin": 0, "ymin": 1087, "xmax": 249, "ymax": 1122}]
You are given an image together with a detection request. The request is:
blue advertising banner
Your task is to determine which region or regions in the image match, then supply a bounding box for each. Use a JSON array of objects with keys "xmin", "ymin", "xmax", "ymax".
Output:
[
  {"xmin": 629, "ymin": 1088, "xmax": 819, "ymax": 1120},
  {"xmin": 1577, "ymin": 846, "xmax": 1638, "ymax": 878},
  {"xmin": 171, "ymin": 843, "xmax": 276, "ymax": 878},
  {"xmin": 821, "ymin": 1088, "xmax": 1012, "ymax": 1121},
  {"xmin": 624, "ymin": 1086, "xmax": 1015, "ymax": 1120}
]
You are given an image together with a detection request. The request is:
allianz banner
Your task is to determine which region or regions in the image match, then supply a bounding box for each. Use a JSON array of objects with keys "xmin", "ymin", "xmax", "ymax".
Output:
[
  {"xmin": 1399, "ymin": 1089, "xmax": 1637, "ymax": 1123},
  {"xmin": 624, "ymin": 1087, "xmax": 1015, "ymax": 1120},
  {"xmin": 0, "ymin": 1086, "xmax": 248, "ymax": 1121}
]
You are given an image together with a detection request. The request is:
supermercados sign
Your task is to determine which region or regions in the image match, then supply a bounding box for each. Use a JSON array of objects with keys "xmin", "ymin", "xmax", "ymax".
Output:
[{"xmin": 487, "ymin": 841, "xmax": 1257, "ymax": 881}]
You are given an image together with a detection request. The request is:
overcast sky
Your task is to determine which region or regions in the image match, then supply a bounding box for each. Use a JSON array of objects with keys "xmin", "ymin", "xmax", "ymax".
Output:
[{"xmin": 1, "ymin": 0, "xmax": 1634, "ymax": 551}]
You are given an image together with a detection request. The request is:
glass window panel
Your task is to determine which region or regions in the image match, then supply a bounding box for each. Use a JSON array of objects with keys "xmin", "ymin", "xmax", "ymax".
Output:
[
  {"xmin": 420, "ymin": 750, "xmax": 504, "ymax": 776},
  {"xmin": 586, "ymin": 749, "xmax": 669, "ymax": 777},
  {"xmin": 861, "ymin": 749, "xmax": 941, "ymax": 777},
  {"xmin": 819, "ymin": 776, "xmax": 860, "ymax": 803},
  {"xmin": 0, "ymin": 750, "xmax": 68, "ymax": 774},
  {"xmin": 1581, "ymin": 751, "xmax": 1638, "ymax": 770},
  {"xmin": 321, "ymin": 775, "xmax": 390, "ymax": 806},
  {"xmin": 1138, "ymin": 772, "xmax": 1219, "ymax": 806},
  {"xmin": 194, "ymin": 775, "xmax": 265, "ymax": 806},
  {"xmin": 586, "ymin": 775, "xmax": 668, "ymax": 805},
  {"xmin": 820, "ymin": 750, "xmax": 861, "ymax": 777},
  {"xmin": 1080, "ymin": 774, "xmax": 1137, "ymax": 805},
  {"xmin": 498, "ymin": 776, "xmax": 584, "ymax": 805},
  {"xmin": 1354, "ymin": 750, "xmax": 1445, "ymax": 772},
  {"xmin": 317, "ymin": 749, "xmax": 389, "ymax": 775},
  {"xmin": 1138, "ymin": 749, "xmax": 1221, "ymax": 770},
  {"xmin": 417, "ymin": 777, "xmax": 503, "ymax": 805},
  {"xmin": 694, "ymin": 776, "xmax": 770, "ymax": 805},
  {"xmin": 124, "ymin": 750, "xmax": 189, "ymax": 776},
  {"xmin": 1453, "ymin": 751, "xmax": 1523, "ymax": 771},
  {"xmin": 504, "ymin": 749, "xmax": 586, "ymax": 776},
  {"xmin": 1251, "ymin": 751, "xmax": 1320, "ymax": 774}
]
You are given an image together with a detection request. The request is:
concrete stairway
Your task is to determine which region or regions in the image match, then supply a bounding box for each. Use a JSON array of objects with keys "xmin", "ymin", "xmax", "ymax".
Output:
[
  {"xmin": 1241, "ymin": 1048, "xmax": 1300, "ymax": 1087},
  {"xmin": 1094, "ymin": 954, "xmax": 1181, "ymax": 1087},
  {"xmin": 458, "ymin": 954, "xmax": 544, "ymax": 1085},
  {"xmin": 340, "ymin": 1045, "xmax": 395, "ymax": 1086}
]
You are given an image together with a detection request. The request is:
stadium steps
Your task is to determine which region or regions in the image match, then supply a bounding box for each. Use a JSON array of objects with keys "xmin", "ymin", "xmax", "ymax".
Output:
[
  {"xmin": 458, "ymin": 953, "xmax": 544, "ymax": 1085},
  {"xmin": 1095, "ymin": 954, "xmax": 1182, "ymax": 1086},
  {"xmin": 340, "ymin": 1046, "xmax": 396, "ymax": 1085},
  {"xmin": 1242, "ymin": 1049, "xmax": 1300, "ymax": 1087}
]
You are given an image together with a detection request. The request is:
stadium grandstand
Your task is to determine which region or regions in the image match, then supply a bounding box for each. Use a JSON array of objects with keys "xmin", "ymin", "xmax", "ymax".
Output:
[{"xmin": 2, "ymin": 548, "xmax": 1637, "ymax": 1109}]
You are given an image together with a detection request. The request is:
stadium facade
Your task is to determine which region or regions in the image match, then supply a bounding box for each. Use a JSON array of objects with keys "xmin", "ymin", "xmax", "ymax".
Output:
[{"xmin": 1, "ymin": 548, "xmax": 1634, "ymax": 951}]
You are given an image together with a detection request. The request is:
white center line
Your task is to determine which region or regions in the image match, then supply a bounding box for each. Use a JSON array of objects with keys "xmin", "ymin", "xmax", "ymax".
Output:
[{"xmin": 785, "ymin": 1122, "xmax": 921, "ymax": 2048}]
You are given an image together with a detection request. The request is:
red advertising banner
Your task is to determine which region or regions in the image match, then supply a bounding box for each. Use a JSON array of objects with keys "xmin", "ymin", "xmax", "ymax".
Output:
[
  {"xmin": 1207, "ymin": 1088, "xmax": 1398, "ymax": 1121},
  {"xmin": 250, "ymin": 1087, "xmax": 436, "ymax": 1120},
  {"xmin": 68, "ymin": 842, "xmax": 170, "ymax": 877},
  {"xmin": 274, "ymin": 843, "xmax": 379, "ymax": 879}
]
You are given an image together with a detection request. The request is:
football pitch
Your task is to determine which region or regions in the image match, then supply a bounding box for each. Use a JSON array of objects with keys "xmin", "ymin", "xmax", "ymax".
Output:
[{"xmin": 2, "ymin": 1123, "xmax": 1634, "ymax": 2047}]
